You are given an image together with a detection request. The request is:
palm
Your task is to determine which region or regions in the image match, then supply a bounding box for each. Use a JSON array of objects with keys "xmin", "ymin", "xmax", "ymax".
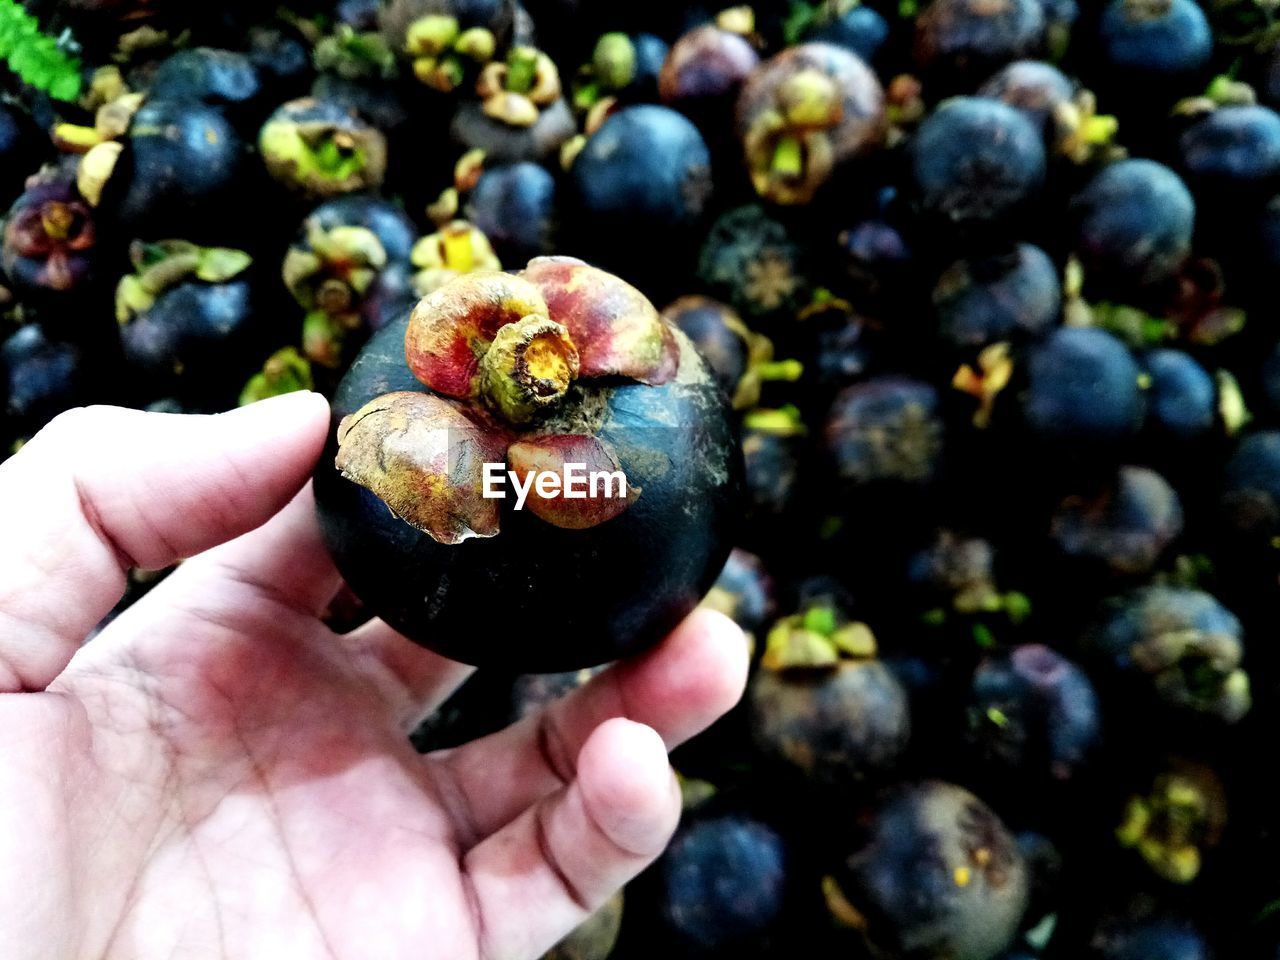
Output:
[
  {"xmin": 0, "ymin": 396, "xmax": 745, "ymax": 960},
  {"xmin": 38, "ymin": 590, "xmax": 476, "ymax": 960}
]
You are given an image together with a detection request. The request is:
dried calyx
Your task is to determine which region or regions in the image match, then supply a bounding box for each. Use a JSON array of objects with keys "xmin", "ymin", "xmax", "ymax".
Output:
[
  {"xmin": 744, "ymin": 68, "xmax": 843, "ymax": 205},
  {"xmin": 405, "ymin": 14, "xmax": 497, "ymax": 92},
  {"xmin": 260, "ymin": 99, "xmax": 388, "ymax": 196},
  {"xmin": 477, "ymin": 46, "xmax": 562, "ymax": 127},
  {"xmin": 283, "ymin": 222, "xmax": 388, "ymax": 367},
  {"xmin": 315, "ymin": 25, "xmax": 398, "ymax": 81},
  {"xmin": 1116, "ymin": 766, "xmax": 1225, "ymax": 884},
  {"xmin": 3, "ymin": 178, "xmax": 97, "ymax": 292},
  {"xmin": 739, "ymin": 45, "xmax": 886, "ymax": 205},
  {"xmin": 336, "ymin": 258, "xmax": 678, "ymax": 543},
  {"xmin": 1130, "ymin": 625, "xmax": 1251, "ymax": 722},
  {"xmin": 410, "ymin": 219, "xmax": 501, "ymax": 295}
]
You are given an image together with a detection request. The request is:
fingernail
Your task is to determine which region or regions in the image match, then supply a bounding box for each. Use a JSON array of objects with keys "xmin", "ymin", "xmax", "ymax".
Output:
[{"xmin": 234, "ymin": 390, "xmax": 330, "ymax": 416}]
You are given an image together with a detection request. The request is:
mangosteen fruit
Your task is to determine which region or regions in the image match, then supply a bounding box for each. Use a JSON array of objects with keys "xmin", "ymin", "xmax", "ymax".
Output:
[{"xmin": 314, "ymin": 256, "xmax": 740, "ymax": 670}]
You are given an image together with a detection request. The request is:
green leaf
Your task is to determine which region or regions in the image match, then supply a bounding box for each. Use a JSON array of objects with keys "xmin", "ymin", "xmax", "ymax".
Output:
[{"xmin": 0, "ymin": 0, "xmax": 82, "ymax": 101}]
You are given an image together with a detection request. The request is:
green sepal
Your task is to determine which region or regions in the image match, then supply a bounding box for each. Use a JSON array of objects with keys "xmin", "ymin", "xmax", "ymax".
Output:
[
  {"xmin": 761, "ymin": 607, "xmax": 878, "ymax": 671},
  {"xmin": 195, "ymin": 247, "xmax": 253, "ymax": 283},
  {"xmin": 115, "ymin": 275, "xmax": 155, "ymax": 325},
  {"xmin": 743, "ymin": 405, "xmax": 807, "ymax": 437},
  {"xmin": 592, "ymin": 32, "xmax": 636, "ymax": 91},
  {"xmin": 676, "ymin": 773, "xmax": 718, "ymax": 812},
  {"xmin": 239, "ymin": 347, "xmax": 315, "ymax": 406},
  {"xmin": 117, "ymin": 241, "xmax": 251, "ymax": 323},
  {"xmin": 1216, "ymin": 369, "xmax": 1251, "ymax": 437}
]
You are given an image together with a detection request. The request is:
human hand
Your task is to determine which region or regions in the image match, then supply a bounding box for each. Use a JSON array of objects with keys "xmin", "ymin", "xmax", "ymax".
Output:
[{"xmin": 0, "ymin": 393, "xmax": 748, "ymax": 960}]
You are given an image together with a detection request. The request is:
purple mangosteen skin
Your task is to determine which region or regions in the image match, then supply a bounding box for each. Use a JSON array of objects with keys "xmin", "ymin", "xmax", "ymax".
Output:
[{"xmin": 314, "ymin": 310, "xmax": 742, "ymax": 672}]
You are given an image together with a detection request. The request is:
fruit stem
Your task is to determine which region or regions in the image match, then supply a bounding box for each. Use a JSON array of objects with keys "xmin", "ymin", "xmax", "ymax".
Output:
[
  {"xmin": 41, "ymin": 202, "xmax": 74, "ymax": 240},
  {"xmin": 442, "ymin": 222, "xmax": 476, "ymax": 273},
  {"xmin": 771, "ymin": 135, "xmax": 804, "ymax": 176},
  {"xmin": 506, "ymin": 47, "xmax": 539, "ymax": 94},
  {"xmin": 755, "ymin": 358, "xmax": 804, "ymax": 382},
  {"xmin": 478, "ymin": 315, "xmax": 581, "ymax": 424}
]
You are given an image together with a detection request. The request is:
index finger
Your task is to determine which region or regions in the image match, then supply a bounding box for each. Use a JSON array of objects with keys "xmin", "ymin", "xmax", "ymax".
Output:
[{"xmin": 0, "ymin": 393, "xmax": 329, "ymax": 693}]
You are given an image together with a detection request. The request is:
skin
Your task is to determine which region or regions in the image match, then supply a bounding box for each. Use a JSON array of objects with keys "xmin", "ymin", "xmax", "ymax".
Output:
[{"xmin": 0, "ymin": 391, "xmax": 748, "ymax": 960}]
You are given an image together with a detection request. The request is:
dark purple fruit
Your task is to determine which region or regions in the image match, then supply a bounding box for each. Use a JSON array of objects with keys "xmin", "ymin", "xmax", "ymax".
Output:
[
  {"xmin": 1090, "ymin": 586, "xmax": 1250, "ymax": 723},
  {"xmin": 115, "ymin": 240, "xmax": 257, "ymax": 402},
  {"xmin": 1178, "ymin": 105, "xmax": 1280, "ymax": 201},
  {"xmin": 1222, "ymin": 431, "xmax": 1280, "ymax": 542},
  {"xmin": 108, "ymin": 98, "xmax": 247, "ymax": 235},
  {"xmin": 567, "ymin": 105, "xmax": 712, "ymax": 271},
  {"xmin": 284, "ymin": 196, "xmax": 419, "ymax": 367},
  {"xmin": 808, "ymin": 4, "xmax": 890, "ymax": 65},
  {"xmin": 2, "ymin": 324, "xmax": 88, "ymax": 438},
  {"xmin": 1143, "ymin": 348, "xmax": 1215, "ymax": 439},
  {"xmin": 837, "ymin": 218, "xmax": 912, "ymax": 310},
  {"xmin": 659, "ymin": 24, "xmax": 759, "ymax": 117},
  {"xmin": 661, "ymin": 295, "xmax": 796, "ymax": 410},
  {"xmin": 967, "ymin": 644, "xmax": 1101, "ymax": 784},
  {"xmin": 314, "ymin": 258, "xmax": 739, "ymax": 671},
  {"xmin": 827, "ymin": 781, "xmax": 1029, "ymax": 960},
  {"xmin": 306, "ymin": 194, "xmax": 418, "ymax": 262},
  {"xmin": 1069, "ymin": 159, "xmax": 1194, "ymax": 295},
  {"xmin": 915, "ymin": 0, "xmax": 1046, "ymax": 91},
  {"xmin": 909, "ymin": 97, "xmax": 1045, "ymax": 237},
  {"xmin": 933, "ymin": 243, "xmax": 1061, "ymax": 350},
  {"xmin": 451, "ymin": 96, "xmax": 576, "ymax": 165},
  {"xmin": 247, "ymin": 24, "xmax": 315, "ymax": 99},
  {"xmin": 657, "ymin": 814, "xmax": 787, "ymax": 952},
  {"xmin": 749, "ymin": 600, "xmax": 910, "ymax": 787},
  {"xmin": 908, "ymin": 530, "xmax": 1002, "ymax": 613},
  {"xmin": 1097, "ymin": 0, "xmax": 1211, "ymax": 82},
  {"xmin": 466, "ymin": 161, "xmax": 557, "ymax": 264},
  {"xmin": 978, "ymin": 61, "xmax": 1075, "ymax": 138},
  {"xmin": 739, "ymin": 407, "xmax": 805, "ymax": 519},
  {"xmin": 1022, "ymin": 327, "xmax": 1145, "ymax": 443},
  {"xmin": 697, "ymin": 205, "xmax": 806, "ymax": 320},
  {"xmin": 147, "ymin": 47, "xmax": 265, "ymax": 116},
  {"xmin": 736, "ymin": 43, "xmax": 885, "ymax": 205},
  {"xmin": 826, "ymin": 377, "xmax": 944, "ymax": 485},
  {"xmin": 661, "ymin": 295, "xmax": 751, "ymax": 400},
  {"xmin": 1049, "ymin": 465, "xmax": 1183, "ymax": 576},
  {"xmin": 260, "ymin": 97, "xmax": 388, "ymax": 200},
  {"xmin": 2, "ymin": 174, "xmax": 98, "ymax": 301}
]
